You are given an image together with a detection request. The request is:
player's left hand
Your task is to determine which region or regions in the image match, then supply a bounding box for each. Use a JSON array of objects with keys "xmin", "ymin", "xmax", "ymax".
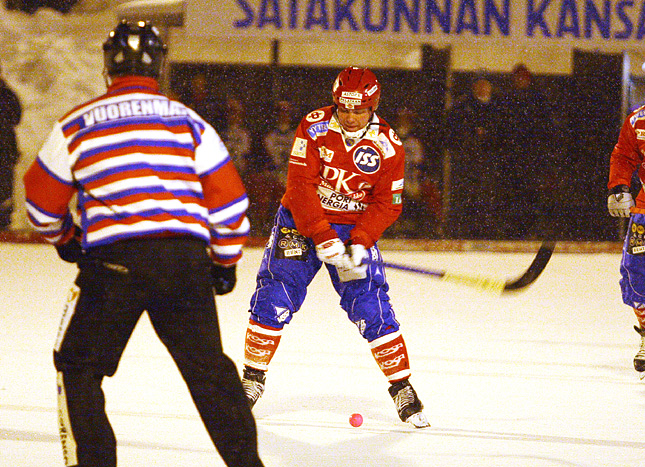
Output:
[
  {"xmin": 347, "ymin": 244, "xmax": 368, "ymax": 269},
  {"xmin": 55, "ymin": 225, "xmax": 84, "ymax": 263},
  {"xmin": 336, "ymin": 244, "xmax": 368, "ymax": 282},
  {"xmin": 211, "ymin": 263, "xmax": 237, "ymax": 295}
]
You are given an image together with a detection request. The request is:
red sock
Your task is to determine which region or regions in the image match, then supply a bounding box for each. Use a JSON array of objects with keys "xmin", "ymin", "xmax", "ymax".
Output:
[{"xmin": 244, "ymin": 320, "xmax": 283, "ymax": 371}]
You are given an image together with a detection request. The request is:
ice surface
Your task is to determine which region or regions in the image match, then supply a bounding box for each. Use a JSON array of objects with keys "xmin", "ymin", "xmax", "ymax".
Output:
[{"xmin": 2, "ymin": 244, "xmax": 644, "ymax": 466}]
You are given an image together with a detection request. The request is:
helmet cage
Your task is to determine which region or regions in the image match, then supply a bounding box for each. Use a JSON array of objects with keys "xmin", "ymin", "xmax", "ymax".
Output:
[
  {"xmin": 103, "ymin": 20, "xmax": 167, "ymax": 79},
  {"xmin": 332, "ymin": 67, "xmax": 381, "ymax": 111}
]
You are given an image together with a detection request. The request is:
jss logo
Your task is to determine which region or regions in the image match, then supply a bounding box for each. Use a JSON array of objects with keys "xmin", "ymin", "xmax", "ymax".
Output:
[{"xmin": 353, "ymin": 146, "xmax": 380, "ymax": 174}]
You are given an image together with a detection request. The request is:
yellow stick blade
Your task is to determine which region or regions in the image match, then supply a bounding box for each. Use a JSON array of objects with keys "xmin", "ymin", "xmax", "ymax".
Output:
[{"xmin": 442, "ymin": 272, "xmax": 506, "ymax": 294}]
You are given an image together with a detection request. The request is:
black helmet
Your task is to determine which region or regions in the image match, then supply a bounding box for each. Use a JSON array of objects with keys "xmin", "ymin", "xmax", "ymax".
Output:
[{"xmin": 103, "ymin": 20, "xmax": 167, "ymax": 79}]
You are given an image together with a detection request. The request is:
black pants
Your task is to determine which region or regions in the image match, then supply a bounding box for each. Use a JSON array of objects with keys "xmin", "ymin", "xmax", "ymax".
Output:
[{"xmin": 53, "ymin": 237, "xmax": 263, "ymax": 467}]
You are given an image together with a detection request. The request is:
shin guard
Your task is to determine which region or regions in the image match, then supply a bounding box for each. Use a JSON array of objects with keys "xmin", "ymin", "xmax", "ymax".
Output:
[
  {"xmin": 244, "ymin": 320, "xmax": 283, "ymax": 371},
  {"xmin": 370, "ymin": 331, "xmax": 411, "ymax": 383}
]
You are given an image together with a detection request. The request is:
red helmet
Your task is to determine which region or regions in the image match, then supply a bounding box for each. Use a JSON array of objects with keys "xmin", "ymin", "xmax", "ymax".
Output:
[{"xmin": 332, "ymin": 66, "xmax": 381, "ymax": 111}]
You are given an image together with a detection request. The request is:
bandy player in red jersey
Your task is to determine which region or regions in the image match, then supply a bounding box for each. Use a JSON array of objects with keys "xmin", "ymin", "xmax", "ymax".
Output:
[
  {"xmin": 240, "ymin": 66, "xmax": 429, "ymax": 428},
  {"xmin": 607, "ymin": 104, "xmax": 645, "ymax": 377}
]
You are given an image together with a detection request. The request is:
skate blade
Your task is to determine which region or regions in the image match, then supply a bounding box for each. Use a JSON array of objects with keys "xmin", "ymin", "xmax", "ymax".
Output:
[
  {"xmin": 405, "ymin": 412, "xmax": 430, "ymax": 428},
  {"xmin": 639, "ymin": 371, "xmax": 645, "ymax": 381}
]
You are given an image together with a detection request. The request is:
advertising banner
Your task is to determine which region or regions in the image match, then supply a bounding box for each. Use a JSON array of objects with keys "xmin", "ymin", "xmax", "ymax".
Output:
[{"xmin": 186, "ymin": 0, "xmax": 645, "ymax": 50}]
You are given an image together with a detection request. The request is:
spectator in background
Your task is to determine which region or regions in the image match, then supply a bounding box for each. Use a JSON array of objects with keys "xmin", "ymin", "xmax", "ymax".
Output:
[
  {"xmin": 445, "ymin": 73, "xmax": 502, "ymax": 239},
  {"xmin": 0, "ymin": 63, "xmax": 22, "ymax": 230},
  {"xmin": 183, "ymin": 72, "xmax": 226, "ymax": 134},
  {"xmin": 392, "ymin": 107, "xmax": 441, "ymax": 237},
  {"xmin": 497, "ymin": 63, "xmax": 555, "ymax": 239},
  {"xmin": 263, "ymin": 100, "xmax": 297, "ymax": 188},
  {"xmin": 238, "ymin": 99, "xmax": 297, "ymax": 237},
  {"xmin": 221, "ymin": 97, "xmax": 252, "ymax": 180}
]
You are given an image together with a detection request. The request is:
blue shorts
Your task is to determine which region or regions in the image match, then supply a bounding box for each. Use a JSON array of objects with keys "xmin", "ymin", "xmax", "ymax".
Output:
[
  {"xmin": 248, "ymin": 206, "xmax": 400, "ymax": 342},
  {"xmin": 620, "ymin": 212, "xmax": 645, "ymax": 308}
]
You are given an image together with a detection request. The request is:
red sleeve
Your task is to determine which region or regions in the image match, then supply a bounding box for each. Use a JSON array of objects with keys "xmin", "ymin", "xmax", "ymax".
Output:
[
  {"xmin": 282, "ymin": 123, "xmax": 336, "ymax": 244},
  {"xmin": 200, "ymin": 160, "xmax": 247, "ymax": 220},
  {"xmin": 24, "ymin": 159, "xmax": 75, "ymax": 217},
  {"xmin": 200, "ymin": 160, "xmax": 249, "ymax": 265},
  {"xmin": 23, "ymin": 158, "xmax": 76, "ymax": 245},
  {"xmin": 609, "ymin": 116, "xmax": 641, "ymax": 190},
  {"xmin": 351, "ymin": 145, "xmax": 405, "ymax": 247}
]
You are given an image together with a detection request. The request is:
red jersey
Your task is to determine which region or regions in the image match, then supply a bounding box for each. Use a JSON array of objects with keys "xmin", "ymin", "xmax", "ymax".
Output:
[
  {"xmin": 609, "ymin": 106, "xmax": 645, "ymax": 213},
  {"xmin": 281, "ymin": 106, "xmax": 405, "ymax": 248}
]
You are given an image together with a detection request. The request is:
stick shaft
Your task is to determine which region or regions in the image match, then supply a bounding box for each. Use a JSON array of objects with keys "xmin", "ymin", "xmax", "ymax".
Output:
[{"xmin": 367, "ymin": 240, "xmax": 555, "ymax": 295}]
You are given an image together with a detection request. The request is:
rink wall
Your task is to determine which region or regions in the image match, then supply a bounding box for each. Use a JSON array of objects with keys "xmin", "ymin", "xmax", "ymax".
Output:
[{"xmin": 0, "ymin": 230, "xmax": 622, "ymax": 254}]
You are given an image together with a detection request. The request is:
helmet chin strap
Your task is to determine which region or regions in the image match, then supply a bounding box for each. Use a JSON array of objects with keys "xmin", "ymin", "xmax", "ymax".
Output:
[
  {"xmin": 335, "ymin": 108, "xmax": 374, "ymax": 145},
  {"xmin": 342, "ymin": 126, "xmax": 368, "ymax": 139}
]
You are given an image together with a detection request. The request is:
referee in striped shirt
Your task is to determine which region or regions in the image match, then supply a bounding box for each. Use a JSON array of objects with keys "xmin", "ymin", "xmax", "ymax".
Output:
[{"xmin": 23, "ymin": 20, "xmax": 264, "ymax": 467}]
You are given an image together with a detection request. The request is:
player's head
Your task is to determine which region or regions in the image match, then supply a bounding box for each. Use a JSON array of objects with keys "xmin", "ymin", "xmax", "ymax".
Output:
[
  {"xmin": 103, "ymin": 20, "xmax": 167, "ymax": 80},
  {"xmin": 332, "ymin": 66, "xmax": 381, "ymax": 112},
  {"xmin": 472, "ymin": 75, "xmax": 493, "ymax": 103},
  {"xmin": 332, "ymin": 67, "xmax": 380, "ymax": 135},
  {"xmin": 511, "ymin": 63, "xmax": 532, "ymax": 89}
]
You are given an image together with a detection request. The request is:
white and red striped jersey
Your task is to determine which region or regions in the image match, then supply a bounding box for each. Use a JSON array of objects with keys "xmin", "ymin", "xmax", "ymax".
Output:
[{"xmin": 24, "ymin": 76, "xmax": 249, "ymax": 265}]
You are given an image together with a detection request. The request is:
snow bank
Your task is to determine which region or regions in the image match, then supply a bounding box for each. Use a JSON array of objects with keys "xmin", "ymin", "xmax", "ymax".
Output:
[{"xmin": 1, "ymin": 6, "xmax": 115, "ymax": 227}]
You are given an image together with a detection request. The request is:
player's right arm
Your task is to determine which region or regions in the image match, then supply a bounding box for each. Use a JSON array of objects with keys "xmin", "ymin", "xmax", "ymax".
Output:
[
  {"xmin": 609, "ymin": 114, "xmax": 642, "ymax": 190},
  {"xmin": 608, "ymin": 113, "xmax": 642, "ymax": 217},
  {"xmin": 282, "ymin": 114, "xmax": 337, "ymax": 246},
  {"xmin": 23, "ymin": 123, "xmax": 77, "ymax": 245}
]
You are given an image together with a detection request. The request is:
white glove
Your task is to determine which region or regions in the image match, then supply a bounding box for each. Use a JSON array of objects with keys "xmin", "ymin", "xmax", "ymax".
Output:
[
  {"xmin": 608, "ymin": 185, "xmax": 634, "ymax": 217},
  {"xmin": 347, "ymin": 244, "xmax": 368, "ymax": 269},
  {"xmin": 336, "ymin": 244, "xmax": 369, "ymax": 282},
  {"xmin": 315, "ymin": 238, "xmax": 352, "ymax": 269}
]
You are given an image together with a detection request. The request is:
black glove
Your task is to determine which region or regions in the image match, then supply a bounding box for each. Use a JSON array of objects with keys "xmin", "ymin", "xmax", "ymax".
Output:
[
  {"xmin": 609, "ymin": 184, "xmax": 631, "ymax": 196},
  {"xmin": 211, "ymin": 263, "xmax": 237, "ymax": 295},
  {"xmin": 55, "ymin": 226, "xmax": 84, "ymax": 263}
]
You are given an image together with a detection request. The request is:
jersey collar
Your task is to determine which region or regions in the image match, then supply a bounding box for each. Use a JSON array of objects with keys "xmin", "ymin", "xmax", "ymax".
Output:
[
  {"xmin": 107, "ymin": 76, "xmax": 161, "ymax": 95},
  {"xmin": 329, "ymin": 112, "xmax": 380, "ymax": 144}
]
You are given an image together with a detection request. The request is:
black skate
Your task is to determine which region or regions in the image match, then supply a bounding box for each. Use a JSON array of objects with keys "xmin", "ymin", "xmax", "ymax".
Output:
[
  {"xmin": 388, "ymin": 379, "xmax": 430, "ymax": 428},
  {"xmin": 634, "ymin": 326, "xmax": 645, "ymax": 375},
  {"xmin": 242, "ymin": 367, "xmax": 266, "ymax": 408}
]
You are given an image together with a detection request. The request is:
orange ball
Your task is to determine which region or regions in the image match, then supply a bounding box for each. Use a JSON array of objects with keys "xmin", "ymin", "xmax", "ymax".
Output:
[{"xmin": 349, "ymin": 413, "xmax": 363, "ymax": 427}]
